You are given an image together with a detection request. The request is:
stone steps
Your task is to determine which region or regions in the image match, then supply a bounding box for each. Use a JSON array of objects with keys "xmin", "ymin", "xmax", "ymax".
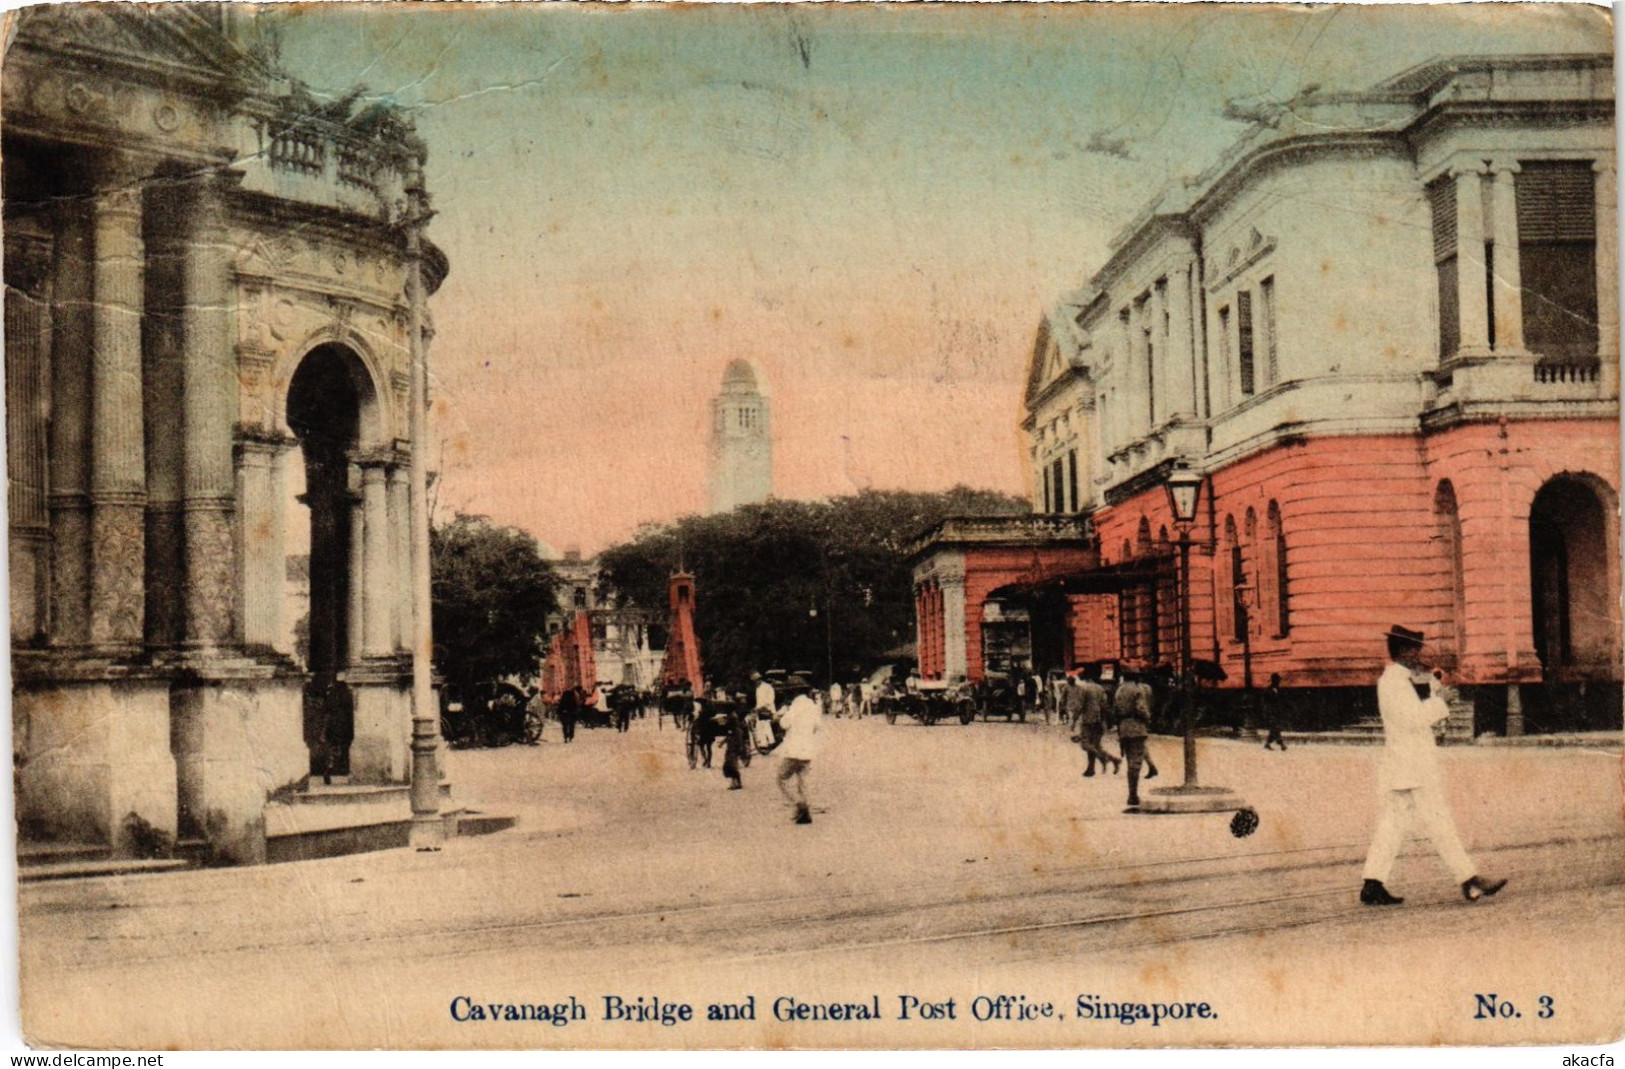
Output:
[{"xmin": 18, "ymin": 782, "xmax": 516, "ymax": 877}]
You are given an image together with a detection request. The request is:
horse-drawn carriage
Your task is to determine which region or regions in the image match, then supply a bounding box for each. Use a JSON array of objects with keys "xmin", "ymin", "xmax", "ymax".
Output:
[
  {"xmin": 880, "ymin": 679, "xmax": 976, "ymax": 726},
  {"xmin": 440, "ymin": 681, "xmax": 544, "ymax": 748}
]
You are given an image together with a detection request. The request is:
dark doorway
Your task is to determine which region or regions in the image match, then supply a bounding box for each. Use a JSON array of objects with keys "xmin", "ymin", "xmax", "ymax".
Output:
[
  {"xmin": 1029, "ymin": 591, "xmax": 1071, "ymax": 677},
  {"xmin": 1529, "ymin": 476, "xmax": 1614, "ymax": 677},
  {"xmin": 287, "ymin": 345, "xmax": 364, "ymax": 778}
]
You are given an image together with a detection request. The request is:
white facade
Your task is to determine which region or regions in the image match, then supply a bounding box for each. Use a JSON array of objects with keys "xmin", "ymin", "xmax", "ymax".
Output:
[{"xmin": 1038, "ymin": 55, "xmax": 1617, "ymax": 505}]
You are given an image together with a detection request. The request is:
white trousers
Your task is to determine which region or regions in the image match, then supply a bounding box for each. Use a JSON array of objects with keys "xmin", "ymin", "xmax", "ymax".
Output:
[{"xmin": 1361, "ymin": 785, "xmax": 1477, "ymax": 886}]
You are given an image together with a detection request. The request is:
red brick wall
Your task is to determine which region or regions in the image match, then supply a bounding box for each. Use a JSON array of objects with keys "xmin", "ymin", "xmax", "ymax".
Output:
[
  {"xmin": 958, "ymin": 545, "xmax": 1098, "ymax": 681},
  {"xmin": 1088, "ymin": 420, "xmax": 1619, "ymax": 689}
]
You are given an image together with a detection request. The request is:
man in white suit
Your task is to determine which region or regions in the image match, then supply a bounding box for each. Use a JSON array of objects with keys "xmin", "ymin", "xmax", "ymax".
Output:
[{"xmin": 1360, "ymin": 624, "xmax": 1507, "ymax": 906}]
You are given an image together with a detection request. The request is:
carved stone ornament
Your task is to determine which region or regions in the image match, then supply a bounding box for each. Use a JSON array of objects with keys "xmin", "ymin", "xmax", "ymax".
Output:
[
  {"xmin": 269, "ymin": 297, "xmax": 297, "ymax": 342},
  {"xmin": 153, "ymin": 103, "xmax": 181, "ymax": 133},
  {"xmin": 64, "ymin": 82, "xmax": 95, "ymax": 114}
]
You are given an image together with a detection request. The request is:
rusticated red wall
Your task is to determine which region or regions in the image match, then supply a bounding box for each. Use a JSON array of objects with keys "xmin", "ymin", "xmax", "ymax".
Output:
[{"xmin": 1087, "ymin": 420, "xmax": 1619, "ymax": 690}]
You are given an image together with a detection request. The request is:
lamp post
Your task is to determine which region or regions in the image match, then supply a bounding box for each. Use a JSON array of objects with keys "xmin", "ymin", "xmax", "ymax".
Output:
[
  {"xmin": 1165, "ymin": 464, "xmax": 1203, "ymax": 787},
  {"xmin": 1137, "ymin": 462, "xmax": 1248, "ymax": 816}
]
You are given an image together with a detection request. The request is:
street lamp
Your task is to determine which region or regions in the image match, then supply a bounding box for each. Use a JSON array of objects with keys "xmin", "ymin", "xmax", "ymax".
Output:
[
  {"xmin": 1138, "ymin": 462, "xmax": 1248, "ymax": 816},
  {"xmin": 1164, "ymin": 464, "xmax": 1202, "ymax": 787}
]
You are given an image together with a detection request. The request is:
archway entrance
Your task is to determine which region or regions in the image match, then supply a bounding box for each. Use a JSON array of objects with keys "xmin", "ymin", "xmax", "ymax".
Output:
[
  {"xmin": 286, "ymin": 344, "xmax": 366, "ymax": 779},
  {"xmin": 1527, "ymin": 474, "xmax": 1620, "ymax": 733},
  {"xmin": 1529, "ymin": 476, "xmax": 1614, "ymax": 674}
]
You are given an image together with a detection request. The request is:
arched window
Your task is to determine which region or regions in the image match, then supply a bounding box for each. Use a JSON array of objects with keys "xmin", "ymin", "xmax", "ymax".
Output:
[
  {"xmin": 1432, "ymin": 482, "xmax": 1463, "ymax": 659},
  {"xmin": 1216, "ymin": 515, "xmax": 1238, "ymax": 643},
  {"xmin": 1228, "ymin": 515, "xmax": 1247, "ymax": 643},
  {"xmin": 1268, "ymin": 501, "xmax": 1290, "ymax": 637}
]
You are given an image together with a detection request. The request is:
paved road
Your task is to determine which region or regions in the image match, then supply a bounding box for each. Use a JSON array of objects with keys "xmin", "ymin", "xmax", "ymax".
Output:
[{"xmin": 19, "ymin": 716, "xmax": 1625, "ymax": 1048}]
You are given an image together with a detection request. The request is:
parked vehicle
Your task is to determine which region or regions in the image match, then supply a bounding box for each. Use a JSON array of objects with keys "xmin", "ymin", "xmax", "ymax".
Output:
[
  {"xmin": 882, "ymin": 678, "xmax": 976, "ymax": 726},
  {"xmin": 975, "ymin": 674, "xmax": 1026, "ymax": 722},
  {"xmin": 440, "ymin": 681, "xmax": 542, "ymax": 748}
]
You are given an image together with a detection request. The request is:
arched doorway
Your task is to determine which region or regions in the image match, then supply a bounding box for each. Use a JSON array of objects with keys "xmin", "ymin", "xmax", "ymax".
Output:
[
  {"xmin": 1529, "ymin": 475, "xmax": 1615, "ymax": 676},
  {"xmin": 285, "ymin": 344, "xmax": 370, "ymax": 779}
]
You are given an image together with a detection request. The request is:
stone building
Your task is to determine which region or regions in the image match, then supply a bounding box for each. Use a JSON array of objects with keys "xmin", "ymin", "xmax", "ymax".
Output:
[
  {"xmin": 544, "ymin": 549, "xmax": 663, "ymax": 692},
  {"xmin": 5, "ymin": 5, "xmax": 449, "ymax": 862},
  {"xmin": 708, "ymin": 358, "xmax": 772, "ymax": 514},
  {"xmin": 914, "ymin": 54, "xmax": 1619, "ymax": 735}
]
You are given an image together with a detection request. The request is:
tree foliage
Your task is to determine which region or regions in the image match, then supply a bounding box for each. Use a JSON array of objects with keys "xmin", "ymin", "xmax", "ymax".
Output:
[
  {"xmin": 431, "ymin": 514, "xmax": 560, "ymax": 696},
  {"xmin": 596, "ymin": 488, "xmax": 1027, "ymax": 691}
]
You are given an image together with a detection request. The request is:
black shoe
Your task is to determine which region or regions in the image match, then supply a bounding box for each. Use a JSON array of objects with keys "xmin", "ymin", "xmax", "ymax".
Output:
[
  {"xmin": 728, "ymin": 781, "xmax": 742, "ymax": 790},
  {"xmin": 1126, "ymin": 796, "xmax": 1140, "ymax": 807},
  {"xmin": 1462, "ymin": 876, "xmax": 1507, "ymax": 902},
  {"xmin": 794, "ymin": 804, "xmax": 812, "ymax": 825},
  {"xmin": 1360, "ymin": 879, "xmax": 1404, "ymax": 906},
  {"xmin": 1083, "ymin": 768, "xmax": 1096, "ymax": 778},
  {"xmin": 1145, "ymin": 765, "xmax": 1157, "ymax": 780}
]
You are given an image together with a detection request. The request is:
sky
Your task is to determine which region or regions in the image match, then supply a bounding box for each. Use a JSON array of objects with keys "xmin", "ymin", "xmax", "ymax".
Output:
[{"xmin": 271, "ymin": 1, "xmax": 1611, "ymax": 556}]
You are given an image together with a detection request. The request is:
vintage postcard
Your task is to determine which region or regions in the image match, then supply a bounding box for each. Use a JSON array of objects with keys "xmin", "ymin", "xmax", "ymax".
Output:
[{"xmin": 3, "ymin": 0, "xmax": 1621, "ymax": 1053}]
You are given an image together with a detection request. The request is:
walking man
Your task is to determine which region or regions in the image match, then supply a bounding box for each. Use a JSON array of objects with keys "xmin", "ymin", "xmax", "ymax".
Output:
[
  {"xmin": 1360, "ymin": 625, "xmax": 1506, "ymax": 906},
  {"xmin": 1261, "ymin": 673, "xmax": 1287, "ymax": 751},
  {"xmin": 776, "ymin": 683, "xmax": 824, "ymax": 825},
  {"xmin": 556, "ymin": 686, "xmax": 580, "ymax": 744},
  {"xmin": 753, "ymin": 672, "xmax": 776, "ymax": 721},
  {"xmin": 720, "ymin": 698, "xmax": 749, "ymax": 790},
  {"xmin": 1066, "ymin": 666, "xmax": 1120, "ymax": 776},
  {"xmin": 1113, "ymin": 665, "xmax": 1158, "ymax": 808}
]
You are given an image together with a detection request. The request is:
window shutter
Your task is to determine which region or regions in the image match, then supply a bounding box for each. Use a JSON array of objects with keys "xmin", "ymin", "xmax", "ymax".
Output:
[
  {"xmin": 1237, "ymin": 291, "xmax": 1255, "ymax": 397},
  {"xmin": 1428, "ymin": 176, "xmax": 1458, "ymax": 262},
  {"xmin": 1517, "ymin": 161, "xmax": 1596, "ymax": 243}
]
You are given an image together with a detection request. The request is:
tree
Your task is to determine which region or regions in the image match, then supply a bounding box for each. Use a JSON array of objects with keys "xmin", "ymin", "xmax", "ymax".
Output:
[
  {"xmin": 596, "ymin": 487, "xmax": 1027, "ymax": 690},
  {"xmin": 430, "ymin": 514, "xmax": 560, "ymax": 701}
]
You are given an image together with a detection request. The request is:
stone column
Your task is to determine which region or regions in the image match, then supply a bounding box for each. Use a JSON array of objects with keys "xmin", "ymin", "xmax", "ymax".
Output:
[
  {"xmin": 1453, "ymin": 164, "xmax": 1492, "ymax": 358},
  {"xmin": 1488, "ymin": 162, "xmax": 1525, "ymax": 353},
  {"xmin": 1168, "ymin": 263, "xmax": 1197, "ymax": 418},
  {"xmin": 941, "ymin": 573, "xmax": 968, "ymax": 682},
  {"xmin": 1150, "ymin": 282, "xmax": 1167, "ymax": 428},
  {"xmin": 48, "ymin": 198, "xmax": 94, "ymax": 645},
  {"xmin": 7, "ymin": 231, "xmax": 54, "ymax": 642},
  {"xmin": 1595, "ymin": 159, "xmax": 1618, "ymax": 359},
  {"xmin": 182, "ymin": 171, "xmax": 239, "ymax": 648},
  {"xmin": 387, "ymin": 455, "xmax": 411, "ymax": 652},
  {"xmin": 236, "ymin": 433, "xmax": 293, "ymax": 650},
  {"xmin": 87, "ymin": 179, "xmax": 147, "ymax": 650},
  {"xmin": 360, "ymin": 459, "xmax": 393, "ymax": 657},
  {"xmin": 347, "ymin": 462, "xmax": 365, "ymax": 666}
]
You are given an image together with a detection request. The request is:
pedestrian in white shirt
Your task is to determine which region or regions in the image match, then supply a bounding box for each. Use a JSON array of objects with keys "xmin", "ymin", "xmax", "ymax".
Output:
[
  {"xmin": 1360, "ymin": 625, "xmax": 1506, "ymax": 906},
  {"xmin": 776, "ymin": 686, "xmax": 824, "ymax": 825},
  {"xmin": 753, "ymin": 673, "xmax": 776, "ymax": 718}
]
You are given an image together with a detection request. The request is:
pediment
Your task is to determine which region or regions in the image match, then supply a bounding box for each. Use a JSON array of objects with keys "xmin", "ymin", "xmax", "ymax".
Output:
[{"xmin": 14, "ymin": 5, "xmax": 258, "ymax": 87}]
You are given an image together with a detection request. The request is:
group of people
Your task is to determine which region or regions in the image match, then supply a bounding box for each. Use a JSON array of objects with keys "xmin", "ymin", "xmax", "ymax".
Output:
[
  {"xmin": 688, "ymin": 672, "xmax": 826, "ymax": 825},
  {"xmin": 545, "ymin": 684, "xmax": 645, "ymax": 741},
  {"xmin": 1057, "ymin": 622, "xmax": 1506, "ymax": 908},
  {"xmin": 1059, "ymin": 663, "xmax": 1162, "ymax": 809}
]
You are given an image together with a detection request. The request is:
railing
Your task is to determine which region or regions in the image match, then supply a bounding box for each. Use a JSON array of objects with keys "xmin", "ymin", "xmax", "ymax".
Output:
[
  {"xmin": 267, "ymin": 122, "xmax": 385, "ymax": 198},
  {"xmin": 268, "ymin": 126, "xmax": 325, "ymax": 177},
  {"xmin": 1533, "ymin": 360, "xmax": 1601, "ymax": 385},
  {"xmin": 910, "ymin": 513, "xmax": 1095, "ymax": 555},
  {"xmin": 335, "ymin": 143, "xmax": 379, "ymax": 194}
]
